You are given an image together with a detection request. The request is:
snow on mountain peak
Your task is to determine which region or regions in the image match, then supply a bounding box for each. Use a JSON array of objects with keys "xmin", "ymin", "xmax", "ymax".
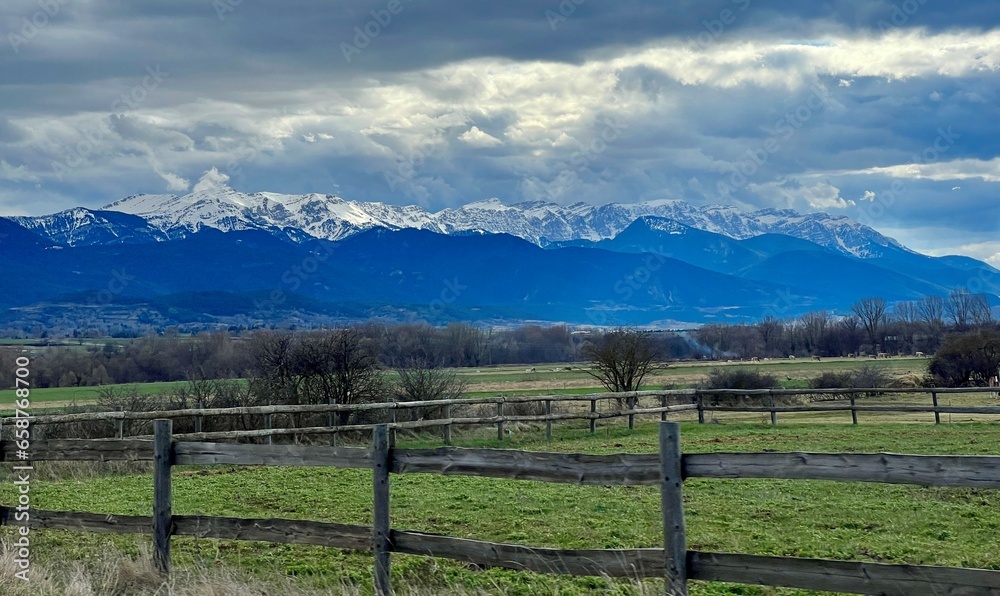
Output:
[{"xmin": 90, "ymin": 188, "xmax": 904, "ymax": 258}]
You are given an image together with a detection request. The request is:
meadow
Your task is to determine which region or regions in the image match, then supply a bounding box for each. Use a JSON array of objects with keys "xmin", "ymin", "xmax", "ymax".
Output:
[{"xmin": 2, "ymin": 419, "xmax": 1000, "ymax": 594}]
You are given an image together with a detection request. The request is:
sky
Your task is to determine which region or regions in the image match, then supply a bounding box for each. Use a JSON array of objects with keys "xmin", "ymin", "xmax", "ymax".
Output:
[{"xmin": 1, "ymin": 0, "xmax": 999, "ymax": 265}]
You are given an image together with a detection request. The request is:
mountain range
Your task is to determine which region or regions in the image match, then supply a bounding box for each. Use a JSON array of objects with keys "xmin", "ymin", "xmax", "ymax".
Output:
[
  {"xmin": 14, "ymin": 186, "xmax": 905, "ymax": 258},
  {"xmin": 1, "ymin": 187, "xmax": 996, "ymax": 332}
]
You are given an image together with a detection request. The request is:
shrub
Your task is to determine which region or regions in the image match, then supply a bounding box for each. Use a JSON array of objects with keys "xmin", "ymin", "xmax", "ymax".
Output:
[
  {"xmin": 808, "ymin": 371, "xmax": 854, "ymax": 390},
  {"xmin": 702, "ymin": 368, "xmax": 779, "ymax": 390},
  {"xmin": 928, "ymin": 329, "xmax": 1000, "ymax": 387}
]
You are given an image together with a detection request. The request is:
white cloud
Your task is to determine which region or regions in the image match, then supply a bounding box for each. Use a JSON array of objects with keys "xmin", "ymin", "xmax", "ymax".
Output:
[
  {"xmin": 192, "ymin": 167, "xmax": 230, "ymax": 193},
  {"xmin": 0, "ymin": 160, "xmax": 39, "ymax": 183},
  {"xmin": 848, "ymin": 157, "xmax": 1000, "ymax": 182},
  {"xmin": 860, "ymin": 190, "xmax": 875, "ymax": 202},
  {"xmin": 750, "ymin": 180, "xmax": 854, "ymax": 211},
  {"xmin": 458, "ymin": 126, "xmax": 503, "ymax": 148}
]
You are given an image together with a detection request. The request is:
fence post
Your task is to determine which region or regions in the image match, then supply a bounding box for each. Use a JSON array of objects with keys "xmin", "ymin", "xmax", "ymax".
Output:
[
  {"xmin": 331, "ymin": 399, "xmax": 338, "ymax": 447},
  {"xmin": 152, "ymin": 419, "xmax": 173, "ymax": 575},
  {"xmin": 443, "ymin": 403, "xmax": 452, "ymax": 445},
  {"xmin": 497, "ymin": 401, "xmax": 505, "ymax": 441},
  {"xmin": 661, "ymin": 394, "xmax": 668, "ymax": 422},
  {"xmin": 372, "ymin": 424, "xmax": 393, "ymax": 596},
  {"xmin": 696, "ymin": 393, "xmax": 705, "ymax": 424},
  {"xmin": 659, "ymin": 422, "xmax": 688, "ymax": 595},
  {"xmin": 769, "ymin": 391, "xmax": 777, "ymax": 426},
  {"xmin": 264, "ymin": 414, "xmax": 272, "ymax": 445},
  {"xmin": 389, "ymin": 400, "xmax": 397, "ymax": 447},
  {"xmin": 194, "ymin": 400, "xmax": 203, "ymax": 435},
  {"xmin": 932, "ymin": 391, "xmax": 940, "ymax": 424},
  {"xmin": 850, "ymin": 394, "xmax": 858, "ymax": 425},
  {"xmin": 590, "ymin": 399, "xmax": 597, "ymax": 434},
  {"xmin": 628, "ymin": 395, "xmax": 635, "ymax": 430},
  {"xmin": 114, "ymin": 406, "xmax": 124, "ymax": 439},
  {"xmin": 545, "ymin": 400, "xmax": 552, "ymax": 441}
]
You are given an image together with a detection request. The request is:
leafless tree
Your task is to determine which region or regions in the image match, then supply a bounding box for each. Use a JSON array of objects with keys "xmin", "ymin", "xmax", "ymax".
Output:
[
  {"xmin": 392, "ymin": 356, "xmax": 467, "ymax": 421},
  {"xmin": 852, "ymin": 297, "xmax": 887, "ymax": 352},
  {"xmin": 945, "ymin": 289, "xmax": 978, "ymax": 329},
  {"xmin": 799, "ymin": 311, "xmax": 830, "ymax": 356},
  {"xmin": 755, "ymin": 316, "xmax": 784, "ymax": 357},
  {"xmin": 582, "ymin": 328, "xmax": 663, "ymax": 408},
  {"xmin": 892, "ymin": 300, "xmax": 918, "ymax": 351}
]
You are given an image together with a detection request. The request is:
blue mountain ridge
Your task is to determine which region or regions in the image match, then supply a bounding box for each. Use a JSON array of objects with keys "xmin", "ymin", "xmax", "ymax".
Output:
[{"xmin": 0, "ymin": 215, "xmax": 995, "ymax": 326}]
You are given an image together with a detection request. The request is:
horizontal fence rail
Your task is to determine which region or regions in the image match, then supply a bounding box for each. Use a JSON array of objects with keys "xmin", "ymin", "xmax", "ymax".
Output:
[
  {"xmin": 4, "ymin": 386, "xmax": 1000, "ymax": 446},
  {"xmin": 4, "ymin": 422, "xmax": 1000, "ymax": 595}
]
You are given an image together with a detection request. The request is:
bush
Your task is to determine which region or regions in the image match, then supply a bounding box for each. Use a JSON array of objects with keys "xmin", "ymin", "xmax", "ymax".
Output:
[
  {"xmin": 807, "ymin": 364, "xmax": 890, "ymax": 398},
  {"xmin": 702, "ymin": 368, "xmax": 779, "ymax": 390},
  {"xmin": 809, "ymin": 371, "xmax": 854, "ymax": 390},
  {"xmin": 929, "ymin": 329, "xmax": 1000, "ymax": 387}
]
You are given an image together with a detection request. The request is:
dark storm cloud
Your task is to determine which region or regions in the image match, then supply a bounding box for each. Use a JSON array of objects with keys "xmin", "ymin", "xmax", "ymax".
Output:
[{"xmin": 1, "ymin": 0, "xmax": 1000, "ymax": 262}]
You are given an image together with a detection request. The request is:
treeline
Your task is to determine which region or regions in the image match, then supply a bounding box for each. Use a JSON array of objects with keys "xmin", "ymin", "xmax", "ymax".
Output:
[
  {"xmin": 0, "ymin": 324, "xmax": 691, "ymax": 390},
  {"xmin": 695, "ymin": 290, "xmax": 995, "ymax": 360}
]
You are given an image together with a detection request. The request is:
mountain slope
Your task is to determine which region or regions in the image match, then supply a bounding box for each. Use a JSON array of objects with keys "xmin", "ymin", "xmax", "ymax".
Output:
[{"xmin": 64, "ymin": 186, "xmax": 907, "ymax": 259}]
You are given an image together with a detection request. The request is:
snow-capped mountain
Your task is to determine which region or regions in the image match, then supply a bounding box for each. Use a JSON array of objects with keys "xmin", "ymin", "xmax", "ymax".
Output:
[
  {"xmin": 18, "ymin": 186, "xmax": 905, "ymax": 258},
  {"xmin": 11, "ymin": 207, "xmax": 172, "ymax": 246}
]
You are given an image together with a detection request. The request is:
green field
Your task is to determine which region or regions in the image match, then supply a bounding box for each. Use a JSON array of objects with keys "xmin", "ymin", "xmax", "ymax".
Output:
[{"xmin": 3, "ymin": 421, "xmax": 999, "ymax": 594}]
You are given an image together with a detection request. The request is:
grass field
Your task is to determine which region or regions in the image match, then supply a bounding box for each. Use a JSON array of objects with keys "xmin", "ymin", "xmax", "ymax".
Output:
[
  {"xmin": 3, "ymin": 420, "xmax": 999, "ymax": 594},
  {"xmin": 1, "ymin": 356, "xmax": 933, "ymax": 408}
]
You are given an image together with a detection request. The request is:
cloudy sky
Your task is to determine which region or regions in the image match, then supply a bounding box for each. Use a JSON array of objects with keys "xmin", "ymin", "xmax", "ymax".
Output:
[{"xmin": 2, "ymin": 0, "xmax": 999, "ymax": 264}]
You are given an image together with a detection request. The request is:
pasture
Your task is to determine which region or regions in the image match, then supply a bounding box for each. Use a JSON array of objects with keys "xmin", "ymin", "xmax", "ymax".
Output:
[
  {"xmin": 0, "ymin": 355, "xmax": 933, "ymax": 407},
  {"xmin": 3, "ymin": 420, "xmax": 1000, "ymax": 594}
]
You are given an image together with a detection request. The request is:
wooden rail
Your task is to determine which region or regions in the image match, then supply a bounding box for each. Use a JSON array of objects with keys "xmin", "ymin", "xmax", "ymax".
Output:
[
  {"xmin": 4, "ymin": 423, "xmax": 1000, "ymax": 594},
  {"xmin": 4, "ymin": 386, "xmax": 999, "ymax": 446}
]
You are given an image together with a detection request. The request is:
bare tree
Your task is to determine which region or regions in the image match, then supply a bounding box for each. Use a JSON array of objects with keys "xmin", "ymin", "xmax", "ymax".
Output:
[
  {"xmin": 755, "ymin": 316, "xmax": 784, "ymax": 357},
  {"xmin": 945, "ymin": 289, "xmax": 977, "ymax": 330},
  {"xmin": 892, "ymin": 301, "xmax": 918, "ymax": 352},
  {"xmin": 392, "ymin": 356, "xmax": 467, "ymax": 421},
  {"xmin": 799, "ymin": 311, "xmax": 830, "ymax": 356},
  {"xmin": 971, "ymin": 292, "xmax": 994, "ymax": 327},
  {"xmin": 838, "ymin": 315, "xmax": 864, "ymax": 355},
  {"xmin": 917, "ymin": 294, "xmax": 945, "ymax": 347},
  {"xmin": 582, "ymin": 328, "xmax": 663, "ymax": 409},
  {"xmin": 852, "ymin": 297, "xmax": 887, "ymax": 353}
]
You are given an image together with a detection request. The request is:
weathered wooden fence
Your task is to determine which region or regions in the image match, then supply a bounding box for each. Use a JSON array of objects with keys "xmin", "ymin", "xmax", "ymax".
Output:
[
  {"xmin": 4, "ymin": 387, "xmax": 1000, "ymax": 444},
  {"xmin": 4, "ymin": 421, "xmax": 1000, "ymax": 595}
]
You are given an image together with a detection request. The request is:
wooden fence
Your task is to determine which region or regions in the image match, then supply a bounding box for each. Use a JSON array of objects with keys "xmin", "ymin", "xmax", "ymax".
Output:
[
  {"xmin": 4, "ymin": 387, "xmax": 1000, "ymax": 444},
  {"xmin": 4, "ymin": 421, "xmax": 1000, "ymax": 594}
]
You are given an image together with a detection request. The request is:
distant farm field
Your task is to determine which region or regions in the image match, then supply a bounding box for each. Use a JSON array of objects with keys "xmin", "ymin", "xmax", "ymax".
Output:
[{"xmin": 3, "ymin": 421, "xmax": 1000, "ymax": 595}]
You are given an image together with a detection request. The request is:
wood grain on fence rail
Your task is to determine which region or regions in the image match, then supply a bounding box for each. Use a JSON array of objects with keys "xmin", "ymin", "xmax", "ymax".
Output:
[
  {"xmin": 392, "ymin": 530, "xmax": 665, "ymax": 577},
  {"xmin": 2, "ymin": 439, "xmax": 153, "ymax": 462},
  {"xmin": 173, "ymin": 442, "xmax": 371, "ymax": 468},
  {"xmin": 0, "ymin": 507, "xmax": 150, "ymax": 534},
  {"xmin": 393, "ymin": 448, "xmax": 660, "ymax": 485},
  {"xmin": 688, "ymin": 551, "xmax": 1000, "ymax": 595},
  {"xmin": 174, "ymin": 516, "xmax": 372, "ymax": 550},
  {"xmin": 684, "ymin": 452, "xmax": 1000, "ymax": 488}
]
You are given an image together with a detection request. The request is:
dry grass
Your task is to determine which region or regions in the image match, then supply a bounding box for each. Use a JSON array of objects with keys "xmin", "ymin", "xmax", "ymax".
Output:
[{"xmin": 0, "ymin": 541, "xmax": 536, "ymax": 596}]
